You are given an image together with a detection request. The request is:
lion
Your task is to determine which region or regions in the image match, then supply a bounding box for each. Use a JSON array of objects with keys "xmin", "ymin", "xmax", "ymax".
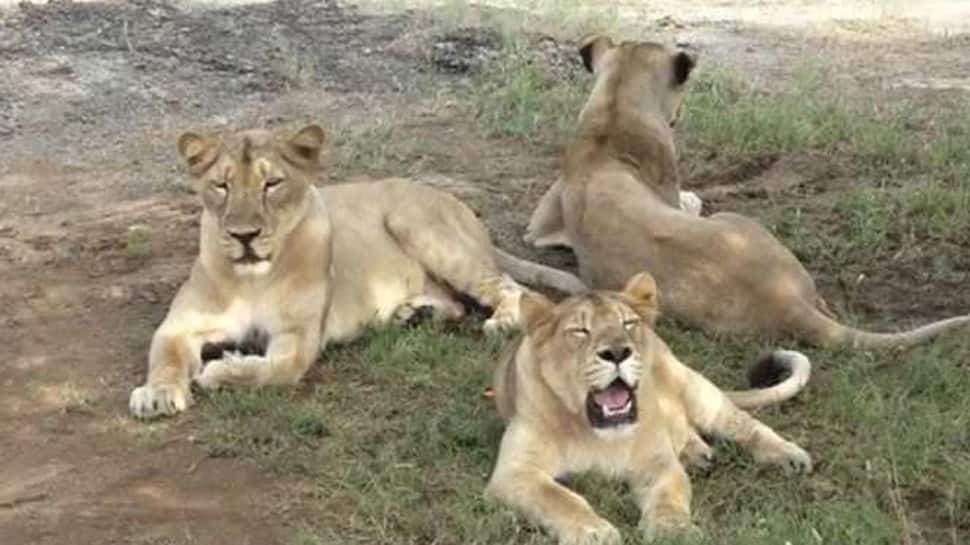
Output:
[
  {"xmin": 486, "ymin": 271, "xmax": 813, "ymax": 544},
  {"xmin": 524, "ymin": 35, "xmax": 970, "ymax": 349},
  {"xmin": 129, "ymin": 124, "xmax": 586, "ymax": 419}
]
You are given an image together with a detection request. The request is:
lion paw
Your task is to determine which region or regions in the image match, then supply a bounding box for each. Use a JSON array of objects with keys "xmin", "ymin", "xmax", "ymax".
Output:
[
  {"xmin": 679, "ymin": 191, "xmax": 703, "ymax": 216},
  {"xmin": 393, "ymin": 303, "xmax": 436, "ymax": 327},
  {"xmin": 559, "ymin": 518, "xmax": 621, "ymax": 545},
  {"xmin": 195, "ymin": 352, "xmax": 268, "ymax": 390},
  {"xmin": 640, "ymin": 517, "xmax": 702, "ymax": 544},
  {"xmin": 754, "ymin": 441, "xmax": 813, "ymax": 474},
  {"xmin": 683, "ymin": 435, "xmax": 714, "ymax": 471},
  {"xmin": 483, "ymin": 312, "xmax": 519, "ymax": 336},
  {"xmin": 525, "ymin": 230, "xmax": 574, "ymax": 250},
  {"xmin": 129, "ymin": 383, "xmax": 190, "ymax": 419}
]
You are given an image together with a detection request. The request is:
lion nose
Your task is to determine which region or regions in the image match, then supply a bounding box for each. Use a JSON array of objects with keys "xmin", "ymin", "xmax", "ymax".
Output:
[
  {"xmin": 597, "ymin": 345, "xmax": 632, "ymax": 364},
  {"xmin": 228, "ymin": 229, "xmax": 261, "ymax": 246}
]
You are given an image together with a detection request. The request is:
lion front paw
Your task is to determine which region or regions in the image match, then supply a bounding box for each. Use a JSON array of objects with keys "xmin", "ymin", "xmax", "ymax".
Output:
[
  {"xmin": 129, "ymin": 382, "xmax": 190, "ymax": 419},
  {"xmin": 558, "ymin": 518, "xmax": 621, "ymax": 545},
  {"xmin": 195, "ymin": 352, "xmax": 269, "ymax": 390},
  {"xmin": 640, "ymin": 517, "xmax": 702, "ymax": 544},
  {"xmin": 483, "ymin": 312, "xmax": 519, "ymax": 336},
  {"xmin": 683, "ymin": 434, "xmax": 714, "ymax": 471},
  {"xmin": 754, "ymin": 441, "xmax": 813, "ymax": 475}
]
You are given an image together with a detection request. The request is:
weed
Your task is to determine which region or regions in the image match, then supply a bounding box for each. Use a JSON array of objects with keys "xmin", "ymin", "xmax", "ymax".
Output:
[
  {"xmin": 126, "ymin": 224, "xmax": 153, "ymax": 258},
  {"xmin": 463, "ymin": 38, "xmax": 586, "ymax": 142},
  {"xmin": 325, "ymin": 116, "xmax": 402, "ymax": 180}
]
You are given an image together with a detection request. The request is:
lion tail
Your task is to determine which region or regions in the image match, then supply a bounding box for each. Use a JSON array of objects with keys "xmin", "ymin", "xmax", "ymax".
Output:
[
  {"xmin": 725, "ymin": 350, "xmax": 812, "ymax": 409},
  {"xmin": 494, "ymin": 248, "xmax": 587, "ymax": 295},
  {"xmin": 799, "ymin": 303, "xmax": 970, "ymax": 350}
]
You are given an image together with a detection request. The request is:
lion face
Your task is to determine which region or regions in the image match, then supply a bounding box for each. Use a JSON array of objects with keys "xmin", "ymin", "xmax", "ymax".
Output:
[
  {"xmin": 175, "ymin": 125, "xmax": 326, "ymax": 275},
  {"xmin": 578, "ymin": 35, "xmax": 695, "ymax": 127},
  {"xmin": 521, "ymin": 272, "xmax": 660, "ymax": 436}
]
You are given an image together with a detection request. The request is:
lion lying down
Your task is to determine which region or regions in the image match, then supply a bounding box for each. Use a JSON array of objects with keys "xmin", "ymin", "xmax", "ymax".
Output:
[
  {"xmin": 130, "ymin": 124, "xmax": 585, "ymax": 419},
  {"xmin": 525, "ymin": 35, "xmax": 970, "ymax": 349},
  {"xmin": 486, "ymin": 272, "xmax": 812, "ymax": 544}
]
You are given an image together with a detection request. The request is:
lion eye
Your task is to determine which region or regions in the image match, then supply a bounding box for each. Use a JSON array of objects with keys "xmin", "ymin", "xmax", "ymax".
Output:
[
  {"xmin": 264, "ymin": 176, "xmax": 284, "ymax": 190},
  {"xmin": 567, "ymin": 327, "xmax": 590, "ymax": 339},
  {"xmin": 213, "ymin": 182, "xmax": 229, "ymax": 194},
  {"xmin": 623, "ymin": 319, "xmax": 640, "ymax": 331}
]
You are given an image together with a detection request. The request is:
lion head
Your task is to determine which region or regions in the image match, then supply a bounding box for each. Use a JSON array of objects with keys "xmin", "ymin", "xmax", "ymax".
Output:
[
  {"xmin": 176, "ymin": 125, "xmax": 326, "ymax": 275},
  {"xmin": 578, "ymin": 35, "xmax": 695, "ymax": 128},
  {"xmin": 520, "ymin": 272, "xmax": 660, "ymax": 435}
]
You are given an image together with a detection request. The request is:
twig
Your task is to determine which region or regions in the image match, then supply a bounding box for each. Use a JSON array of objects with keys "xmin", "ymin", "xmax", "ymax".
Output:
[
  {"xmin": 886, "ymin": 458, "xmax": 915, "ymax": 545},
  {"xmin": 0, "ymin": 493, "xmax": 50, "ymax": 509},
  {"xmin": 185, "ymin": 453, "xmax": 210, "ymax": 474},
  {"xmin": 122, "ymin": 18, "xmax": 136, "ymax": 54}
]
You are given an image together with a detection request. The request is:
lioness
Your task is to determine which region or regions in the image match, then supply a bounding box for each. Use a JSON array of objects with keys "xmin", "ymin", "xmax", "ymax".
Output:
[
  {"xmin": 129, "ymin": 125, "xmax": 586, "ymax": 418},
  {"xmin": 525, "ymin": 35, "xmax": 970, "ymax": 349},
  {"xmin": 486, "ymin": 271, "xmax": 812, "ymax": 544}
]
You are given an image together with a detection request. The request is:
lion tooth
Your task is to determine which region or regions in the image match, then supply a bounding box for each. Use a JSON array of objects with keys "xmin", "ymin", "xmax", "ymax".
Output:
[{"xmin": 602, "ymin": 400, "xmax": 633, "ymax": 417}]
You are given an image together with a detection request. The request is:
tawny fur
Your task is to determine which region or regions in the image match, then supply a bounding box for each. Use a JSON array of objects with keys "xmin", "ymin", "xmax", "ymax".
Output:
[
  {"xmin": 486, "ymin": 272, "xmax": 812, "ymax": 544},
  {"xmin": 129, "ymin": 125, "xmax": 585, "ymax": 419},
  {"xmin": 525, "ymin": 35, "xmax": 970, "ymax": 349}
]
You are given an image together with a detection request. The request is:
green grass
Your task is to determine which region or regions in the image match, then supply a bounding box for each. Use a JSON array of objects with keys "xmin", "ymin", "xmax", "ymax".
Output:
[
  {"xmin": 191, "ymin": 321, "xmax": 970, "ymax": 545},
  {"xmin": 461, "ymin": 37, "xmax": 587, "ymax": 143},
  {"xmin": 325, "ymin": 116, "xmax": 404, "ymax": 180}
]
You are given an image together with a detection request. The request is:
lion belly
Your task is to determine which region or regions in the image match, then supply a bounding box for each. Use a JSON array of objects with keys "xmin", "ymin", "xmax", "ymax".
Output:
[{"xmin": 319, "ymin": 185, "xmax": 429, "ymax": 345}]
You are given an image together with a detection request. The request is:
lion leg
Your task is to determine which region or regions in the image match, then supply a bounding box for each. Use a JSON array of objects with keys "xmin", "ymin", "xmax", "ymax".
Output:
[
  {"xmin": 487, "ymin": 430, "xmax": 620, "ymax": 545},
  {"xmin": 525, "ymin": 180, "xmax": 573, "ymax": 250},
  {"xmin": 708, "ymin": 405, "xmax": 812, "ymax": 473},
  {"xmin": 486, "ymin": 425, "xmax": 620, "ymax": 544},
  {"xmin": 489, "ymin": 473, "xmax": 620, "ymax": 545},
  {"xmin": 195, "ymin": 327, "xmax": 320, "ymax": 390},
  {"xmin": 629, "ymin": 445, "xmax": 698, "ymax": 542},
  {"xmin": 129, "ymin": 330, "xmax": 198, "ymax": 418},
  {"xmin": 393, "ymin": 281, "xmax": 466, "ymax": 326},
  {"xmin": 683, "ymin": 371, "xmax": 812, "ymax": 474},
  {"xmin": 384, "ymin": 207, "xmax": 524, "ymax": 333}
]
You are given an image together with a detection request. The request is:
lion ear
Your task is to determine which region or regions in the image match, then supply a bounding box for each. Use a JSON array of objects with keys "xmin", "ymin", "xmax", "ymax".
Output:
[
  {"xmin": 578, "ymin": 34, "xmax": 614, "ymax": 74},
  {"xmin": 285, "ymin": 124, "xmax": 327, "ymax": 165},
  {"xmin": 621, "ymin": 271, "xmax": 659, "ymax": 324},
  {"xmin": 176, "ymin": 132, "xmax": 220, "ymax": 177},
  {"xmin": 519, "ymin": 289, "xmax": 555, "ymax": 332},
  {"xmin": 672, "ymin": 50, "xmax": 696, "ymax": 86}
]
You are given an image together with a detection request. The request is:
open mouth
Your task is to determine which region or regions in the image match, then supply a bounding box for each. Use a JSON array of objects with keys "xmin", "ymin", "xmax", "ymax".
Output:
[{"xmin": 586, "ymin": 378, "xmax": 637, "ymax": 428}]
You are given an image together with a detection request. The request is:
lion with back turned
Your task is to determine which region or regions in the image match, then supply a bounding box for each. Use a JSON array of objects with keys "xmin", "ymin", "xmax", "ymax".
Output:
[
  {"xmin": 486, "ymin": 271, "xmax": 813, "ymax": 544},
  {"xmin": 129, "ymin": 124, "xmax": 585, "ymax": 418},
  {"xmin": 525, "ymin": 35, "xmax": 970, "ymax": 350}
]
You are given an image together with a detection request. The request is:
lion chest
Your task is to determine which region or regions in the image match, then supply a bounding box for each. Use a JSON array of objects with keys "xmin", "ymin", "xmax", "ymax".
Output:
[{"xmin": 207, "ymin": 298, "xmax": 281, "ymax": 342}]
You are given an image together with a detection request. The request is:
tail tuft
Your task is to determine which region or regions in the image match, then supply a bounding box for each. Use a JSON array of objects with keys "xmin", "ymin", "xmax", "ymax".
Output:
[
  {"xmin": 747, "ymin": 351, "xmax": 792, "ymax": 389},
  {"xmin": 726, "ymin": 349, "xmax": 811, "ymax": 409}
]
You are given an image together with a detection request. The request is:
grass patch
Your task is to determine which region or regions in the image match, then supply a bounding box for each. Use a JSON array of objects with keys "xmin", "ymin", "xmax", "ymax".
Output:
[
  {"xmin": 325, "ymin": 116, "xmax": 404, "ymax": 180},
  {"xmin": 682, "ymin": 67, "xmax": 970, "ymax": 183},
  {"xmin": 198, "ymin": 387, "xmax": 330, "ymax": 472},
  {"xmin": 462, "ymin": 37, "xmax": 586, "ymax": 142}
]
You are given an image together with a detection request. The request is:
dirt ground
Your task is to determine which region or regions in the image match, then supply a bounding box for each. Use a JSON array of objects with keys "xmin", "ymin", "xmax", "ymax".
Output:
[{"xmin": 1, "ymin": 1, "xmax": 968, "ymax": 543}]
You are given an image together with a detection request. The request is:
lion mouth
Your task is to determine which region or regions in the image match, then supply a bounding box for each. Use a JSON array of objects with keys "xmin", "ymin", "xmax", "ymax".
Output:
[
  {"xmin": 586, "ymin": 379, "xmax": 637, "ymax": 428},
  {"xmin": 235, "ymin": 247, "xmax": 270, "ymax": 264}
]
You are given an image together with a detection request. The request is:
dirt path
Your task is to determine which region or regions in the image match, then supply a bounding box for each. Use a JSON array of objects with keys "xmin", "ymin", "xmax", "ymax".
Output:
[{"xmin": 1, "ymin": 1, "xmax": 967, "ymax": 543}]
